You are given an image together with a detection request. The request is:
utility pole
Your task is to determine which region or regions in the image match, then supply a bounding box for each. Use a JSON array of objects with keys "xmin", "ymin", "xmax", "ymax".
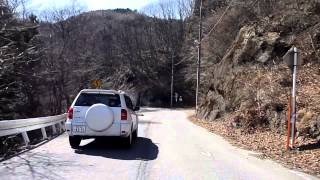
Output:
[
  {"xmin": 196, "ymin": 0, "xmax": 203, "ymax": 113},
  {"xmin": 170, "ymin": 52, "xmax": 174, "ymax": 108}
]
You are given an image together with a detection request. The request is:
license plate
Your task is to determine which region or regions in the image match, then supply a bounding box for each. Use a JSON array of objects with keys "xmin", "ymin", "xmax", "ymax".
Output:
[{"xmin": 72, "ymin": 125, "xmax": 86, "ymax": 133}]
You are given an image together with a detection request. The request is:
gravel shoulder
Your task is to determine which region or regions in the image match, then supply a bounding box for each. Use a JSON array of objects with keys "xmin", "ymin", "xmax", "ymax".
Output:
[{"xmin": 189, "ymin": 113, "xmax": 320, "ymax": 177}]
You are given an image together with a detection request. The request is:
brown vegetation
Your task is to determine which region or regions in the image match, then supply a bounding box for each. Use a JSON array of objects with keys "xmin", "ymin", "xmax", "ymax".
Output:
[
  {"xmin": 190, "ymin": 115, "xmax": 320, "ymax": 176},
  {"xmin": 184, "ymin": 0, "xmax": 320, "ymax": 140}
]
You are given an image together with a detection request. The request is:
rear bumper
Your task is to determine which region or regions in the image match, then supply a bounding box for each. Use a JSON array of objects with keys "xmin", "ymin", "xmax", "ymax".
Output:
[
  {"xmin": 120, "ymin": 122, "xmax": 132, "ymax": 137},
  {"xmin": 65, "ymin": 121, "xmax": 132, "ymax": 137}
]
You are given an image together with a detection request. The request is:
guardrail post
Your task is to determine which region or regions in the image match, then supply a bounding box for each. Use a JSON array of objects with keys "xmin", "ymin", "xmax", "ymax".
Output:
[
  {"xmin": 41, "ymin": 127, "xmax": 48, "ymax": 140},
  {"xmin": 21, "ymin": 131, "xmax": 30, "ymax": 146},
  {"xmin": 59, "ymin": 121, "xmax": 65, "ymax": 132},
  {"xmin": 57, "ymin": 123, "xmax": 62, "ymax": 133},
  {"xmin": 52, "ymin": 125, "xmax": 57, "ymax": 134},
  {"xmin": 60, "ymin": 121, "xmax": 65, "ymax": 131}
]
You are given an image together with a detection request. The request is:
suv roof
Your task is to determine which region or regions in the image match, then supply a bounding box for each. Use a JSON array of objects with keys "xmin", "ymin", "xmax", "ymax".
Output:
[{"xmin": 80, "ymin": 89, "xmax": 125, "ymax": 94}]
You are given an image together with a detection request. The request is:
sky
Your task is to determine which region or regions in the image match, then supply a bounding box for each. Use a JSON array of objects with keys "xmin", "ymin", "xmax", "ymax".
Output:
[
  {"xmin": 26, "ymin": 0, "xmax": 159, "ymax": 12},
  {"xmin": 83, "ymin": 0, "xmax": 158, "ymax": 10}
]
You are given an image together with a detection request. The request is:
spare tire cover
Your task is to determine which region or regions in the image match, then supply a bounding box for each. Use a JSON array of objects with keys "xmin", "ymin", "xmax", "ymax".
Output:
[{"xmin": 85, "ymin": 103, "xmax": 114, "ymax": 132}]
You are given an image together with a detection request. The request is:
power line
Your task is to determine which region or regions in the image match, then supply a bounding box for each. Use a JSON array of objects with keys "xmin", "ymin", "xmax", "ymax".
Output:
[{"xmin": 201, "ymin": 2, "xmax": 232, "ymax": 42}]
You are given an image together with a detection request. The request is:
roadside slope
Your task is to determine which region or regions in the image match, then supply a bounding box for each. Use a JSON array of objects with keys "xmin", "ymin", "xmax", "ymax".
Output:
[{"xmin": 183, "ymin": 0, "xmax": 320, "ymax": 139}]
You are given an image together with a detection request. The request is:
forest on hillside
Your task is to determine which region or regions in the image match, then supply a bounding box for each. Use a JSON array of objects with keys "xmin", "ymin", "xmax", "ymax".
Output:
[{"xmin": 0, "ymin": 0, "xmax": 194, "ymax": 120}]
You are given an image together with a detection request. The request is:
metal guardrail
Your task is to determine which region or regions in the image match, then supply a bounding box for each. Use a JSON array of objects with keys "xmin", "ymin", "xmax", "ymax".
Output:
[{"xmin": 0, "ymin": 114, "xmax": 67, "ymax": 146}]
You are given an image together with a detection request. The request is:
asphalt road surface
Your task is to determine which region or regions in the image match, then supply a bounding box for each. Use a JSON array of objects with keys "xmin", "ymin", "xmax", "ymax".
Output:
[{"xmin": 0, "ymin": 108, "xmax": 318, "ymax": 180}]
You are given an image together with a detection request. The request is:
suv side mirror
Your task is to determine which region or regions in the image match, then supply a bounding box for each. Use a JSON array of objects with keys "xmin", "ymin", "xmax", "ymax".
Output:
[{"xmin": 133, "ymin": 106, "xmax": 140, "ymax": 111}]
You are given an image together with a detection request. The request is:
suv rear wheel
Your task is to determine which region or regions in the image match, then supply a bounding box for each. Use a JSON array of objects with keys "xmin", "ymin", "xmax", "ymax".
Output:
[
  {"xmin": 133, "ymin": 126, "xmax": 138, "ymax": 139},
  {"xmin": 69, "ymin": 136, "xmax": 81, "ymax": 149},
  {"xmin": 124, "ymin": 129, "xmax": 132, "ymax": 148}
]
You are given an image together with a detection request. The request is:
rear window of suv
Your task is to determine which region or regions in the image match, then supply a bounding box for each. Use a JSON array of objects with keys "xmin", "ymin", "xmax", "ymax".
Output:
[{"xmin": 75, "ymin": 93, "xmax": 121, "ymax": 107}]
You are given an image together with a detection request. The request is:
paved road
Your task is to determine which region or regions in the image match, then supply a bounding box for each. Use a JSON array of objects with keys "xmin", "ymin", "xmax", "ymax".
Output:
[{"xmin": 0, "ymin": 108, "xmax": 318, "ymax": 180}]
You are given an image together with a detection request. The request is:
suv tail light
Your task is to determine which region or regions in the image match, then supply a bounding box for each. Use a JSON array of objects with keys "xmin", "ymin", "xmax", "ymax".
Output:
[
  {"xmin": 121, "ymin": 109, "xmax": 127, "ymax": 120},
  {"xmin": 67, "ymin": 107, "xmax": 73, "ymax": 119}
]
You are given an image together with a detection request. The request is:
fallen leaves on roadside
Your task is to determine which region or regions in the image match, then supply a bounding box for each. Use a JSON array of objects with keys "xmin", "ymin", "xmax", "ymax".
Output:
[{"xmin": 189, "ymin": 114, "xmax": 320, "ymax": 177}]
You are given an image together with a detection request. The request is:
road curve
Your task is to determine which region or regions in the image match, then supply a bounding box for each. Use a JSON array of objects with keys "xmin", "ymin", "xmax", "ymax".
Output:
[{"xmin": 0, "ymin": 108, "xmax": 317, "ymax": 180}]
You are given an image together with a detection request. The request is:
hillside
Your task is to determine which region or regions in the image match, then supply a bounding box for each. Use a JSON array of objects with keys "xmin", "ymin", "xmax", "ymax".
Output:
[
  {"xmin": 36, "ymin": 9, "xmax": 191, "ymax": 115},
  {"xmin": 0, "ymin": 7, "xmax": 192, "ymax": 119},
  {"xmin": 183, "ymin": 0, "xmax": 320, "ymax": 174},
  {"xmin": 184, "ymin": 0, "xmax": 320, "ymax": 140}
]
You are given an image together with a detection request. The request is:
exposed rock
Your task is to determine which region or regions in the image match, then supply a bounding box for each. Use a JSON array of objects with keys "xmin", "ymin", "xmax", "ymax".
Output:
[
  {"xmin": 297, "ymin": 111, "xmax": 314, "ymax": 136},
  {"xmin": 188, "ymin": 0, "xmax": 320, "ymax": 140},
  {"xmin": 257, "ymin": 52, "xmax": 271, "ymax": 63}
]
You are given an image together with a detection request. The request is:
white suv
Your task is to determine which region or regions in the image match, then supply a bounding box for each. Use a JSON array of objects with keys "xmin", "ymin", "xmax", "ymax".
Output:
[{"xmin": 65, "ymin": 89, "xmax": 139, "ymax": 148}]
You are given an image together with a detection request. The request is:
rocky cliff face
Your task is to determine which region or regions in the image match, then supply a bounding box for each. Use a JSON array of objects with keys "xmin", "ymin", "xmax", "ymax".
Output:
[{"xmin": 184, "ymin": 0, "xmax": 320, "ymax": 139}]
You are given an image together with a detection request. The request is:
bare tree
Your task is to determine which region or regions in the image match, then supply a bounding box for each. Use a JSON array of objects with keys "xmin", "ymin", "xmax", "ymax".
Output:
[
  {"xmin": 38, "ymin": 2, "xmax": 85, "ymax": 114},
  {"xmin": 140, "ymin": 0, "xmax": 190, "ymax": 107},
  {"xmin": 0, "ymin": 0, "xmax": 42, "ymax": 119}
]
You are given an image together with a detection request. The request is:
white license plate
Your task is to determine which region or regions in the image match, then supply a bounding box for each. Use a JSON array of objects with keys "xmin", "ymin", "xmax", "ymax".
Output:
[{"xmin": 72, "ymin": 126, "xmax": 86, "ymax": 133}]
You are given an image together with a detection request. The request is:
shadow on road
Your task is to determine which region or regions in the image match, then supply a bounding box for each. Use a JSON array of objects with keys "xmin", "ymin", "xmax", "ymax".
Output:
[
  {"xmin": 74, "ymin": 137, "xmax": 158, "ymax": 161},
  {"xmin": 1, "ymin": 151, "xmax": 76, "ymax": 180},
  {"xmin": 139, "ymin": 120, "xmax": 162, "ymax": 125},
  {"xmin": 298, "ymin": 142, "xmax": 320, "ymax": 151},
  {"xmin": 139, "ymin": 108, "xmax": 162, "ymax": 113}
]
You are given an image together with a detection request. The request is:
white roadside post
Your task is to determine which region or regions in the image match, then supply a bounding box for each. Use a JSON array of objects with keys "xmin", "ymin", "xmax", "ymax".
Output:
[
  {"xmin": 60, "ymin": 121, "xmax": 65, "ymax": 132},
  {"xmin": 283, "ymin": 46, "xmax": 301, "ymax": 149},
  {"xmin": 52, "ymin": 124, "xmax": 57, "ymax": 134},
  {"xmin": 62, "ymin": 121, "xmax": 66, "ymax": 131},
  {"xmin": 41, "ymin": 127, "xmax": 48, "ymax": 140},
  {"xmin": 21, "ymin": 131, "xmax": 30, "ymax": 146},
  {"xmin": 175, "ymin": 92, "xmax": 179, "ymax": 103},
  {"xmin": 291, "ymin": 47, "xmax": 298, "ymax": 147}
]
